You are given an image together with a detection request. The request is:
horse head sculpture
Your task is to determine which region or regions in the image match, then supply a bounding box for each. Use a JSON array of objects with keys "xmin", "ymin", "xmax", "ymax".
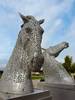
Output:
[
  {"xmin": 43, "ymin": 42, "xmax": 74, "ymax": 83},
  {"xmin": 46, "ymin": 42, "xmax": 69, "ymax": 57},
  {"xmin": 0, "ymin": 14, "xmax": 44, "ymax": 94}
]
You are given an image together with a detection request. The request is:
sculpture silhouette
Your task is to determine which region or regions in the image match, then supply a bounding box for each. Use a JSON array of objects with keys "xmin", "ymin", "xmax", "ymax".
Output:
[
  {"xmin": 43, "ymin": 42, "xmax": 74, "ymax": 83},
  {"xmin": 0, "ymin": 14, "xmax": 44, "ymax": 94}
]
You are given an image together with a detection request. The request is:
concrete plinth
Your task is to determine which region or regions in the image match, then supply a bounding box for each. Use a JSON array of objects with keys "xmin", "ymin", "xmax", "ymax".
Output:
[
  {"xmin": 37, "ymin": 82, "xmax": 75, "ymax": 100},
  {"xmin": 0, "ymin": 89, "xmax": 52, "ymax": 100}
]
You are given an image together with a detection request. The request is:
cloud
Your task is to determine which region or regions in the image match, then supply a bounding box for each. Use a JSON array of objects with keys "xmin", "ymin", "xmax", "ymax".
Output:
[
  {"xmin": 55, "ymin": 17, "xmax": 75, "ymax": 63},
  {"xmin": 0, "ymin": 33, "xmax": 14, "ymax": 60},
  {"xmin": 42, "ymin": 18, "xmax": 64, "ymax": 47},
  {"xmin": 62, "ymin": 17, "xmax": 75, "ymax": 62},
  {"xmin": 67, "ymin": 18, "xmax": 75, "ymax": 36}
]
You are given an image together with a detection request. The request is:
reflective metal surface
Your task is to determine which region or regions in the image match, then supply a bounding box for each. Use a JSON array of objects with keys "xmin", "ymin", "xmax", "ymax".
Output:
[
  {"xmin": 43, "ymin": 42, "xmax": 74, "ymax": 84},
  {"xmin": 0, "ymin": 14, "xmax": 44, "ymax": 94}
]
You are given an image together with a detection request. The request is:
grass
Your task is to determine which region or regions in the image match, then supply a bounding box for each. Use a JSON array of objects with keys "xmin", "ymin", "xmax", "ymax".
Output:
[
  {"xmin": 31, "ymin": 73, "xmax": 44, "ymax": 80},
  {"xmin": 32, "ymin": 75, "xmax": 44, "ymax": 80}
]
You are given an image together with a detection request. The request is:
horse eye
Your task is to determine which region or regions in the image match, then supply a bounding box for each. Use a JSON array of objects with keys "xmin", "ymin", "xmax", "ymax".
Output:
[
  {"xmin": 26, "ymin": 16, "xmax": 31, "ymax": 20},
  {"xmin": 25, "ymin": 27, "xmax": 32, "ymax": 33}
]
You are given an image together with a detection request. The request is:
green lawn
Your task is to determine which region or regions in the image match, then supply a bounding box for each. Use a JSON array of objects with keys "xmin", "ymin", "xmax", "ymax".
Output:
[
  {"xmin": 32, "ymin": 73, "xmax": 45, "ymax": 80},
  {"xmin": 32, "ymin": 75, "xmax": 43, "ymax": 80}
]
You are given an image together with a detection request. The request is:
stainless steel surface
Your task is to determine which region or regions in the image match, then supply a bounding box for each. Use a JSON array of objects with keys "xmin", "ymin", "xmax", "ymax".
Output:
[
  {"xmin": 0, "ymin": 14, "xmax": 44, "ymax": 94},
  {"xmin": 0, "ymin": 89, "xmax": 51, "ymax": 100},
  {"xmin": 43, "ymin": 42, "xmax": 74, "ymax": 83}
]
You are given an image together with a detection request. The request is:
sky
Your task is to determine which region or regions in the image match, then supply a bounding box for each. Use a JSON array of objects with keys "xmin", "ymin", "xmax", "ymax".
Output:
[{"xmin": 0, "ymin": 0, "xmax": 75, "ymax": 70}]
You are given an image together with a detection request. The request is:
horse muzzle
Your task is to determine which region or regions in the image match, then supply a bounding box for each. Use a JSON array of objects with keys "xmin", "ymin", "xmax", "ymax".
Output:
[{"xmin": 31, "ymin": 52, "xmax": 44, "ymax": 72}]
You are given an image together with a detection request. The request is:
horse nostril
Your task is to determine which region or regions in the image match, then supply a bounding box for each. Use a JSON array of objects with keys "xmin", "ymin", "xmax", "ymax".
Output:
[
  {"xmin": 40, "ymin": 27, "xmax": 44, "ymax": 34},
  {"xmin": 41, "ymin": 29, "xmax": 44, "ymax": 34},
  {"xmin": 66, "ymin": 43, "xmax": 69, "ymax": 47}
]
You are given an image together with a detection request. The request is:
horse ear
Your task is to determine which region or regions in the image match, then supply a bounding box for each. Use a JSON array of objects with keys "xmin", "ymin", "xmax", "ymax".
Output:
[
  {"xmin": 19, "ymin": 13, "xmax": 29, "ymax": 23},
  {"xmin": 38, "ymin": 19, "xmax": 44, "ymax": 24}
]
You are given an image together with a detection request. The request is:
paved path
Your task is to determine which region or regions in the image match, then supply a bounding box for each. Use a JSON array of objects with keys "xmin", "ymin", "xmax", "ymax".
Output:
[{"xmin": 32, "ymin": 80, "xmax": 40, "ymax": 88}]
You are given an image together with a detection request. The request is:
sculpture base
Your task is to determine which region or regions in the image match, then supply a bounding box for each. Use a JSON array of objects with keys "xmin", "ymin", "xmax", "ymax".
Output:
[
  {"xmin": 37, "ymin": 82, "xmax": 75, "ymax": 100},
  {"xmin": 0, "ymin": 80, "xmax": 33, "ymax": 94},
  {"xmin": 0, "ymin": 89, "xmax": 52, "ymax": 100}
]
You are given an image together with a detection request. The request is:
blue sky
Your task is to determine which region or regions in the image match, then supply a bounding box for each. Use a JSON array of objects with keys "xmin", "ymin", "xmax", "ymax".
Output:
[{"xmin": 0, "ymin": 0, "xmax": 75, "ymax": 69}]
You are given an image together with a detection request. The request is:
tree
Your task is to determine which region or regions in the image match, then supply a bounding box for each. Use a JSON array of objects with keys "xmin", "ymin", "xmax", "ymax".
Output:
[
  {"xmin": 62, "ymin": 56, "xmax": 72, "ymax": 74},
  {"xmin": 71, "ymin": 63, "xmax": 75, "ymax": 73}
]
